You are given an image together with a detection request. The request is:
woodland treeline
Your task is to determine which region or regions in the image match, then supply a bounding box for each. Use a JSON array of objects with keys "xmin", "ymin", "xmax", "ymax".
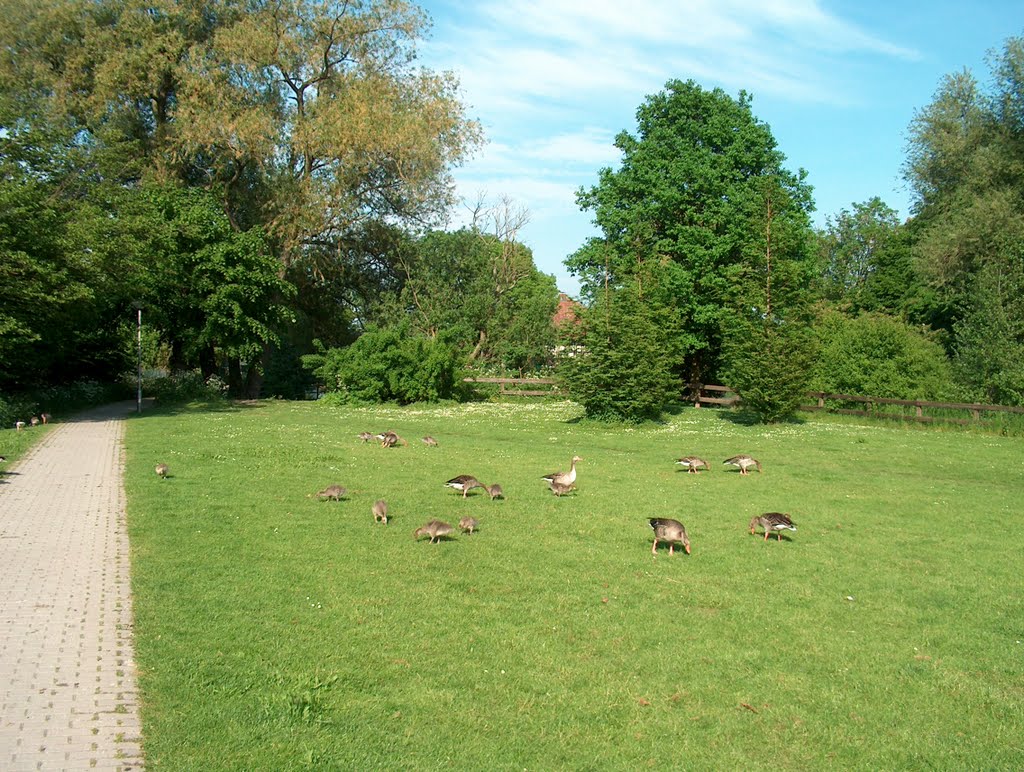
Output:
[{"xmin": 0, "ymin": 1, "xmax": 1021, "ymax": 421}]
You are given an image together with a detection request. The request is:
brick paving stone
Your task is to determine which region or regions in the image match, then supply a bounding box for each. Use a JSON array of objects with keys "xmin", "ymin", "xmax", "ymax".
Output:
[{"xmin": 0, "ymin": 403, "xmax": 144, "ymax": 771}]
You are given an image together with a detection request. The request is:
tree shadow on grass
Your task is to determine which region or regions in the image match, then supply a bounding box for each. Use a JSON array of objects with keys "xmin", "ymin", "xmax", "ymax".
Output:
[{"xmin": 715, "ymin": 408, "xmax": 808, "ymax": 427}]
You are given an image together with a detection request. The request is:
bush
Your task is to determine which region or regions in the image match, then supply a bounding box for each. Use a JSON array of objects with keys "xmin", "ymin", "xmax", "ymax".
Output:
[
  {"xmin": 558, "ymin": 289, "xmax": 677, "ymax": 422},
  {"xmin": 720, "ymin": 317, "xmax": 817, "ymax": 423},
  {"xmin": 810, "ymin": 311, "xmax": 955, "ymax": 400},
  {"xmin": 305, "ymin": 327, "xmax": 466, "ymax": 405},
  {"xmin": 146, "ymin": 370, "xmax": 229, "ymax": 404},
  {"xmin": 1, "ymin": 380, "xmax": 130, "ymax": 427}
]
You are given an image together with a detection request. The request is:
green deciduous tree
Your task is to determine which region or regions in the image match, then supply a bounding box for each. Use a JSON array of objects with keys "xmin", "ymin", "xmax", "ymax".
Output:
[
  {"xmin": 904, "ymin": 35, "xmax": 1024, "ymax": 402},
  {"xmin": 568, "ymin": 79, "xmax": 815, "ymax": 385}
]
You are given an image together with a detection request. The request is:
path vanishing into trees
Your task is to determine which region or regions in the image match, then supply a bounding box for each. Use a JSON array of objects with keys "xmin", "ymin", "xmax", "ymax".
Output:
[{"xmin": 0, "ymin": 402, "xmax": 144, "ymax": 770}]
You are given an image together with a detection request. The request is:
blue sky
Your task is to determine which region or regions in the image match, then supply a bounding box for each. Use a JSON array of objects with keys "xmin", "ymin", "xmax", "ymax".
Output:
[{"xmin": 417, "ymin": 1, "xmax": 1021, "ymax": 296}]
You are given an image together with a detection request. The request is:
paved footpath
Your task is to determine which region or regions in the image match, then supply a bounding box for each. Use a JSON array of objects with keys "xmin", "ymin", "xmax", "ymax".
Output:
[{"xmin": 0, "ymin": 402, "xmax": 144, "ymax": 771}]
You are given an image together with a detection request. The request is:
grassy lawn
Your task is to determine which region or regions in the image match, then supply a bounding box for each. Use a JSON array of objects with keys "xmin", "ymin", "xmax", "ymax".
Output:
[{"xmin": 124, "ymin": 400, "xmax": 1024, "ymax": 770}]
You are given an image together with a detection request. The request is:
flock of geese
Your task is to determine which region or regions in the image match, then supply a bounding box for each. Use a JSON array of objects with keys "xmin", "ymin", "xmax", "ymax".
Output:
[{"xmin": 153, "ymin": 431, "xmax": 797, "ymax": 553}]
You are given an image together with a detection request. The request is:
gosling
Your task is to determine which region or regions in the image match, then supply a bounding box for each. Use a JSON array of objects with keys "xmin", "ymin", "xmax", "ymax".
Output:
[
  {"xmin": 372, "ymin": 500, "xmax": 389, "ymax": 524},
  {"xmin": 154, "ymin": 463, "xmax": 170, "ymax": 479},
  {"xmin": 414, "ymin": 520, "xmax": 454, "ymax": 543},
  {"xmin": 316, "ymin": 485, "xmax": 347, "ymax": 502},
  {"xmin": 459, "ymin": 516, "xmax": 479, "ymax": 535}
]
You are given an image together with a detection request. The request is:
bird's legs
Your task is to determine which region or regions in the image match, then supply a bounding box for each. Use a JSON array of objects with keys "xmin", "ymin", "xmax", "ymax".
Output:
[{"xmin": 651, "ymin": 539, "xmax": 659, "ymax": 555}]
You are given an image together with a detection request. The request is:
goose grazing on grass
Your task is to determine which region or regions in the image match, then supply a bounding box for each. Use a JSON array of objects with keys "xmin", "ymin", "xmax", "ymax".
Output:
[
  {"xmin": 414, "ymin": 519, "xmax": 454, "ymax": 543},
  {"xmin": 675, "ymin": 456, "xmax": 709, "ymax": 474},
  {"xmin": 542, "ymin": 456, "xmax": 582, "ymax": 488},
  {"xmin": 372, "ymin": 500, "xmax": 388, "ymax": 524},
  {"xmin": 485, "ymin": 484, "xmax": 504, "ymax": 500},
  {"xmin": 422, "ymin": 436, "xmax": 438, "ymax": 447},
  {"xmin": 459, "ymin": 516, "xmax": 479, "ymax": 534},
  {"xmin": 357, "ymin": 432, "xmax": 375, "ymax": 443},
  {"xmin": 724, "ymin": 455, "xmax": 761, "ymax": 475},
  {"xmin": 154, "ymin": 463, "xmax": 170, "ymax": 479},
  {"xmin": 549, "ymin": 480, "xmax": 575, "ymax": 497},
  {"xmin": 445, "ymin": 475, "xmax": 484, "ymax": 498},
  {"xmin": 316, "ymin": 485, "xmax": 346, "ymax": 502},
  {"xmin": 750, "ymin": 512, "xmax": 797, "ymax": 541},
  {"xmin": 40, "ymin": 413, "xmax": 51, "ymax": 424},
  {"xmin": 649, "ymin": 518, "xmax": 691, "ymax": 555}
]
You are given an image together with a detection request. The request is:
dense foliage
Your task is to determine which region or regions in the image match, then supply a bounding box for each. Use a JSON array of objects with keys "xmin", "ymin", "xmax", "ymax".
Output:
[
  {"xmin": 304, "ymin": 327, "xmax": 464, "ymax": 405},
  {"xmin": 558, "ymin": 288, "xmax": 677, "ymax": 422},
  {"xmin": 0, "ymin": 0, "xmax": 480, "ymax": 397},
  {"xmin": 809, "ymin": 312, "xmax": 956, "ymax": 400}
]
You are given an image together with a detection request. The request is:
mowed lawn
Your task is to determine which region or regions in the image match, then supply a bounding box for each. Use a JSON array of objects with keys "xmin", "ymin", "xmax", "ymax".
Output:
[{"xmin": 124, "ymin": 400, "xmax": 1024, "ymax": 770}]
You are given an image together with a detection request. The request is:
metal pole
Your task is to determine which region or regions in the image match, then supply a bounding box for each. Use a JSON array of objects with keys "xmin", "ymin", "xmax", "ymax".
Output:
[{"xmin": 137, "ymin": 307, "xmax": 143, "ymax": 414}]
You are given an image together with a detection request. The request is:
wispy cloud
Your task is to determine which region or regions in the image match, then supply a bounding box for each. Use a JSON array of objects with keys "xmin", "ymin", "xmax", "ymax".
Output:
[{"xmin": 421, "ymin": 0, "xmax": 921, "ymax": 292}]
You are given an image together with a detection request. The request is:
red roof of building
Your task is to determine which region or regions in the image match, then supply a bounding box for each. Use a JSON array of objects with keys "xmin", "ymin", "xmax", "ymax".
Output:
[{"xmin": 553, "ymin": 293, "xmax": 583, "ymax": 327}]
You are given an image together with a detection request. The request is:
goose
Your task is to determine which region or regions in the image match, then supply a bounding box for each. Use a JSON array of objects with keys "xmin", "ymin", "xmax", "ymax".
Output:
[
  {"xmin": 377, "ymin": 431, "xmax": 408, "ymax": 448},
  {"xmin": 485, "ymin": 483, "xmax": 504, "ymax": 500},
  {"xmin": 316, "ymin": 484, "xmax": 346, "ymax": 501},
  {"xmin": 724, "ymin": 455, "xmax": 762, "ymax": 475},
  {"xmin": 372, "ymin": 499, "xmax": 388, "ymax": 524},
  {"xmin": 414, "ymin": 519, "xmax": 454, "ymax": 543},
  {"xmin": 357, "ymin": 432, "xmax": 375, "ymax": 443},
  {"xmin": 541, "ymin": 456, "xmax": 582, "ymax": 487},
  {"xmin": 40, "ymin": 413, "xmax": 51, "ymax": 424},
  {"xmin": 15, "ymin": 421, "xmax": 25, "ymax": 431},
  {"xmin": 649, "ymin": 518, "xmax": 691, "ymax": 555},
  {"xmin": 549, "ymin": 480, "xmax": 575, "ymax": 497},
  {"xmin": 30, "ymin": 416, "xmax": 39, "ymax": 427},
  {"xmin": 459, "ymin": 516, "xmax": 479, "ymax": 534},
  {"xmin": 154, "ymin": 463, "xmax": 170, "ymax": 479},
  {"xmin": 422, "ymin": 436, "xmax": 439, "ymax": 447},
  {"xmin": 675, "ymin": 456, "xmax": 709, "ymax": 474},
  {"xmin": 445, "ymin": 475, "xmax": 484, "ymax": 498},
  {"xmin": 749, "ymin": 512, "xmax": 797, "ymax": 541}
]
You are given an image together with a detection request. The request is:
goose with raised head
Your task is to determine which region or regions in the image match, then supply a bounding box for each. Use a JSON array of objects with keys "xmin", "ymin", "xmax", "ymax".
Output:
[
  {"xmin": 675, "ymin": 456, "xmax": 709, "ymax": 474},
  {"xmin": 649, "ymin": 518, "xmax": 691, "ymax": 555},
  {"xmin": 724, "ymin": 455, "xmax": 761, "ymax": 475},
  {"xmin": 414, "ymin": 519, "xmax": 454, "ymax": 543},
  {"xmin": 445, "ymin": 475, "xmax": 484, "ymax": 498},
  {"xmin": 541, "ymin": 456, "xmax": 582, "ymax": 488},
  {"xmin": 749, "ymin": 512, "xmax": 797, "ymax": 541}
]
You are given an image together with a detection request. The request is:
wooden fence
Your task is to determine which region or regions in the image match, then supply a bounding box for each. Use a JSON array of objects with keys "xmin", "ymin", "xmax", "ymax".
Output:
[
  {"xmin": 688, "ymin": 383, "xmax": 1024, "ymax": 425},
  {"xmin": 463, "ymin": 376, "xmax": 560, "ymax": 397},
  {"xmin": 460, "ymin": 378, "xmax": 1023, "ymax": 425}
]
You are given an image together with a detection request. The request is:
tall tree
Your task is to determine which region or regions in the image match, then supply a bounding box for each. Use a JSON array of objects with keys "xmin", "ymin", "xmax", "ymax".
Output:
[
  {"xmin": 567, "ymin": 79, "xmax": 815, "ymax": 384},
  {"xmin": 0, "ymin": 0, "xmax": 481, "ymax": 391},
  {"xmin": 904, "ymin": 35, "xmax": 1024, "ymax": 402}
]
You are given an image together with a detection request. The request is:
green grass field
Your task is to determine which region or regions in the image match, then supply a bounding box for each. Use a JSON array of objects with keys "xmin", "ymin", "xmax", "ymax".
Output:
[{"xmin": 124, "ymin": 400, "xmax": 1024, "ymax": 769}]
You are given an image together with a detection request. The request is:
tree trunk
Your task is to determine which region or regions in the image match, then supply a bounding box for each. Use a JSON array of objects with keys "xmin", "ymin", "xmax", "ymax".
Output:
[
  {"xmin": 199, "ymin": 346, "xmax": 217, "ymax": 379},
  {"xmin": 244, "ymin": 344, "xmax": 271, "ymax": 399},
  {"xmin": 228, "ymin": 357, "xmax": 243, "ymax": 398},
  {"xmin": 468, "ymin": 329, "xmax": 487, "ymax": 361}
]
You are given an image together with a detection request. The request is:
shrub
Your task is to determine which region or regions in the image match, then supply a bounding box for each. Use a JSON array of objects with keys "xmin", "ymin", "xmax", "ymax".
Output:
[
  {"xmin": 720, "ymin": 317, "xmax": 817, "ymax": 423},
  {"xmin": 810, "ymin": 311, "xmax": 955, "ymax": 400},
  {"xmin": 305, "ymin": 327, "xmax": 465, "ymax": 404},
  {"xmin": 146, "ymin": 371, "xmax": 229, "ymax": 404},
  {"xmin": 558, "ymin": 289, "xmax": 677, "ymax": 422}
]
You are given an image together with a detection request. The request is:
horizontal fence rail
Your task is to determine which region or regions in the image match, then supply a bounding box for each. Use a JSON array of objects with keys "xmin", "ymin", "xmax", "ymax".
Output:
[
  {"xmin": 463, "ymin": 376, "xmax": 560, "ymax": 397},
  {"xmin": 688, "ymin": 383, "xmax": 1024, "ymax": 425}
]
